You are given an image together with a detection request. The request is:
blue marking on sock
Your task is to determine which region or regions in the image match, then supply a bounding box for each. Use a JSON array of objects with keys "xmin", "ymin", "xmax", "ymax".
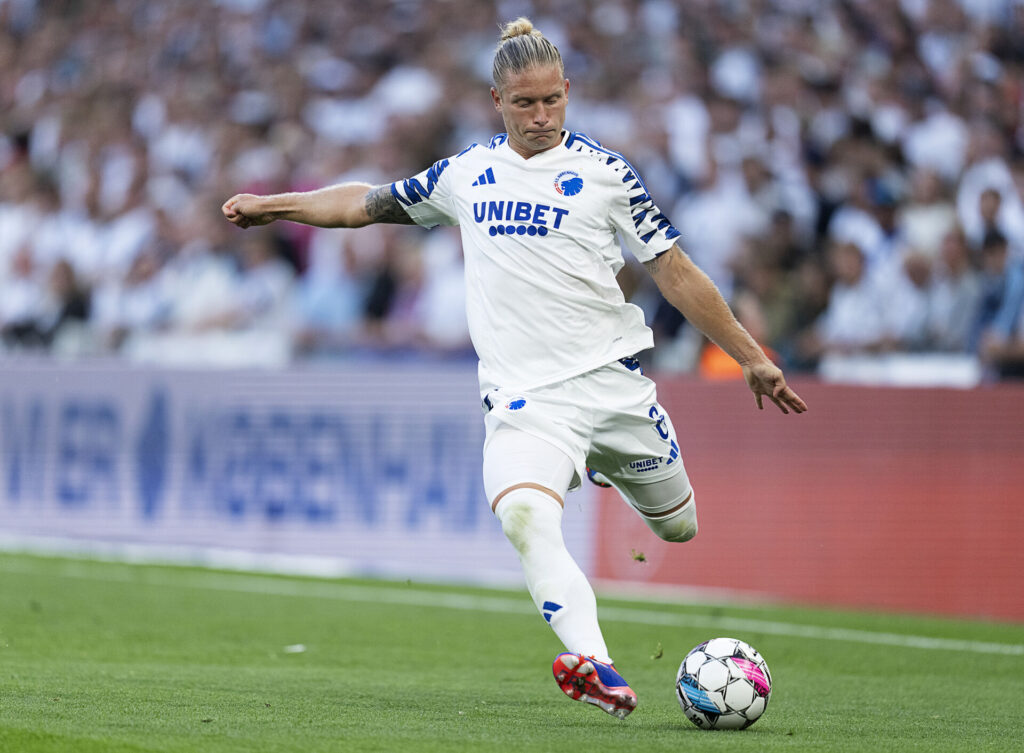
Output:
[{"xmin": 542, "ymin": 601, "xmax": 563, "ymax": 623}]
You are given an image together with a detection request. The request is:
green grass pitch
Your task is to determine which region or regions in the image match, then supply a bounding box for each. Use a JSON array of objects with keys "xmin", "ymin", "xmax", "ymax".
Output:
[{"xmin": 1, "ymin": 552, "xmax": 1022, "ymax": 753}]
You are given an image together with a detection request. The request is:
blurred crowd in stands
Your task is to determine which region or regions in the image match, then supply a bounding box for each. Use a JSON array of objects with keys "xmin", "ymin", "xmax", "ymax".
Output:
[{"xmin": 3, "ymin": 0, "xmax": 1024, "ymax": 381}]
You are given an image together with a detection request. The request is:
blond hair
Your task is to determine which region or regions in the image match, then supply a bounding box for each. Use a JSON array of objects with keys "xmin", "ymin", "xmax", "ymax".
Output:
[{"xmin": 492, "ymin": 17, "xmax": 564, "ymax": 90}]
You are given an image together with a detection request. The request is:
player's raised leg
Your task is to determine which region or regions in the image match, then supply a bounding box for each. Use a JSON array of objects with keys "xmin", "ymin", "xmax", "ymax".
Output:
[
  {"xmin": 591, "ymin": 383, "xmax": 699, "ymax": 544},
  {"xmin": 614, "ymin": 468, "xmax": 698, "ymax": 543}
]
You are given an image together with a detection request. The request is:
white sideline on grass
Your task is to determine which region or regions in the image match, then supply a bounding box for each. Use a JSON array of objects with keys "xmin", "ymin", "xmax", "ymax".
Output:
[{"xmin": 2, "ymin": 556, "xmax": 1022, "ymax": 657}]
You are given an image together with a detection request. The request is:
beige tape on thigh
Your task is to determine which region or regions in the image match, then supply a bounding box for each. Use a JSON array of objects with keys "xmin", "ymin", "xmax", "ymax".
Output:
[{"xmin": 491, "ymin": 482, "xmax": 565, "ymax": 513}]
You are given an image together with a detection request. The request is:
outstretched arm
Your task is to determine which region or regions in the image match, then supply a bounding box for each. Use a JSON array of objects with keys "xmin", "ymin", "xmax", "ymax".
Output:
[
  {"xmin": 644, "ymin": 246, "xmax": 807, "ymax": 414},
  {"xmin": 222, "ymin": 183, "xmax": 415, "ymax": 229}
]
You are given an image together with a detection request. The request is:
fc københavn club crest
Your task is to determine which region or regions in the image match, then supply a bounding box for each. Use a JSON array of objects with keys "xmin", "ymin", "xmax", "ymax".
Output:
[{"xmin": 554, "ymin": 170, "xmax": 583, "ymax": 196}]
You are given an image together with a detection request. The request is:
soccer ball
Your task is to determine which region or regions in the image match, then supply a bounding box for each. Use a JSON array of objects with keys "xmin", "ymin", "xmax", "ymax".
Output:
[{"xmin": 675, "ymin": 637, "xmax": 772, "ymax": 730}]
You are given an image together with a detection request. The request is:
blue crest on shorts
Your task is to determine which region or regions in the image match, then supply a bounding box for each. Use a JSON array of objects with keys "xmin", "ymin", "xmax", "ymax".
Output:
[
  {"xmin": 554, "ymin": 170, "xmax": 583, "ymax": 196},
  {"xmin": 506, "ymin": 398, "xmax": 527, "ymax": 411}
]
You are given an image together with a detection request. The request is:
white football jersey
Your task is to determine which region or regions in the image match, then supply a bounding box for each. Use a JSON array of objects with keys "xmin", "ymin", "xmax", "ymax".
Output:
[{"xmin": 391, "ymin": 130, "xmax": 681, "ymax": 392}]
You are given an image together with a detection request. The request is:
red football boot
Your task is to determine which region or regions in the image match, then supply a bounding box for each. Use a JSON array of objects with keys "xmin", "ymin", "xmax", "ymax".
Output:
[{"xmin": 552, "ymin": 653, "xmax": 638, "ymax": 719}]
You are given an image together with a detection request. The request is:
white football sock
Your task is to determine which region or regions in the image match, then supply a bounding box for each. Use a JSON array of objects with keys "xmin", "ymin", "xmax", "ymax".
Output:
[{"xmin": 494, "ymin": 487, "xmax": 611, "ymax": 664}]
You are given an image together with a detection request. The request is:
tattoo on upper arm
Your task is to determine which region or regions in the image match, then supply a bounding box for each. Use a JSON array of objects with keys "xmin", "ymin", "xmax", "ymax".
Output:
[
  {"xmin": 365, "ymin": 185, "xmax": 415, "ymax": 225},
  {"xmin": 647, "ymin": 247, "xmax": 688, "ymax": 282},
  {"xmin": 643, "ymin": 254, "xmax": 664, "ymax": 276},
  {"xmin": 643, "ymin": 246, "xmax": 681, "ymax": 276}
]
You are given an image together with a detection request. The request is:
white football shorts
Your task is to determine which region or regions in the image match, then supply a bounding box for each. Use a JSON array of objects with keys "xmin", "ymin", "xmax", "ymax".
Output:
[{"xmin": 481, "ymin": 357, "xmax": 688, "ymax": 492}]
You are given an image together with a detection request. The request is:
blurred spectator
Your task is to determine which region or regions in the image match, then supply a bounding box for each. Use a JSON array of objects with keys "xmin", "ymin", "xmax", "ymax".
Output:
[
  {"xmin": 897, "ymin": 168, "xmax": 957, "ymax": 261},
  {"xmin": 406, "ymin": 228, "xmax": 472, "ymax": 355},
  {"xmin": 39, "ymin": 258, "xmax": 90, "ymax": 347},
  {"xmin": 973, "ymin": 231, "xmax": 1024, "ymax": 349},
  {"xmin": 0, "ymin": 252, "xmax": 88, "ymax": 352},
  {"xmin": 981, "ymin": 312, "xmax": 1024, "ymax": 378},
  {"xmin": 90, "ymin": 250, "xmax": 171, "ymax": 351},
  {"xmin": 0, "ymin": 246, "xmax": 48, "ymax": 348},
  {"xmin": 797, "ymin": 241, "xmax": 888, "ymax": 363},
  {"xmin": 673, "ymin": 153, "xmax": 769, "ymax": 301},
  {"xmin": 882, "ymin": 250, "xmax": 934, "ymax": 352},
  {"xmin": 977, "ymin": 232, "xmax": 1024, "ymax": 377},
  {"xmin": 926, "ymin": 227, "xmax": 983, "ymax": 352},
  {"xmin": 187, "ymin": 231, "xmax": 294, "ymax": 333},
  {"xmin": 957, "ymin": 143, "xmax": 1024, "ymax": 256},
  {"xmin": 740, "ymin": 253, "xmax": 801, "ymax": 357},
  {"xmin": 291, "ymin": 240, "xmax": 365, "ymax": 356}
]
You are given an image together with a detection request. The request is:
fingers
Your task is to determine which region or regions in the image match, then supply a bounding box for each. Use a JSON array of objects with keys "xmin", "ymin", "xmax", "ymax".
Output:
[
  {"xmin": 774, "ymin": 385, "xmax": 807, "ymax": 414},
  {"xmin": 742, "ymin": 364, "xmax": 809, "ymax": 416},
  {"xmin": 769, "ymin": 393, "xmax": 789, "ymax": 414},
  {"xmin": 751, "ymin": 375, "xmax": 807, "ymax": 415},
  {"xmin": 222, "ymin": 198, "xmax": 240, "ymax": 221},
  {"xmin": 222, "ymin": 195, "xmax": 252, "ymax": 228},
  {"xmin": 224, "ymin": 211, "xmax": 250, "ymax": 228}
]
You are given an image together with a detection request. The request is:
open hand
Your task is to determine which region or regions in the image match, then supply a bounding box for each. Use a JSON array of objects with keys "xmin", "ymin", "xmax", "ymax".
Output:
[{"xmin": 742, "ymin": 361, "xmax": 807, "ymax": 415}]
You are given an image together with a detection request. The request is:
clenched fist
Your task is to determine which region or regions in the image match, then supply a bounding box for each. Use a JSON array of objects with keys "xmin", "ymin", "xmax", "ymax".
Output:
[{"xmin": 222, "ymin": 194, "xmax": 274, "ymax": 229}]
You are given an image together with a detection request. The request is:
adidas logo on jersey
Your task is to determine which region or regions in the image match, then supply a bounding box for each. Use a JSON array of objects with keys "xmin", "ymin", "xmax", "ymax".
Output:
[{"xmin": 471, "ymin": 167, "xmax": 496, "ymax": 186}]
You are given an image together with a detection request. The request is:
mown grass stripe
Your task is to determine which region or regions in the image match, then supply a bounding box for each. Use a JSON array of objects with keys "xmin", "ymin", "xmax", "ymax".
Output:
[{"xmin": 3, "ymin": 559, "xmax": 1022, "ymax": 657}]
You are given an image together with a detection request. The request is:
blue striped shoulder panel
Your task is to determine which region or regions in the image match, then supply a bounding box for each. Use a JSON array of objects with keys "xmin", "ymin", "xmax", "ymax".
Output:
[
  {"xmin": 392, "ymin": 157, "xmax": 450, "ymax": 207},
  {"xmin": 565, "ymin": 131, "xmax": 681, "ymax": 245}
]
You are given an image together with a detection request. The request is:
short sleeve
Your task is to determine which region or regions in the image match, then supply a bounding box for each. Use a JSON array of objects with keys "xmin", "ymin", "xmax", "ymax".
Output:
[
  {"xmin": 390, "ymin": 157, "xmax": 459, "ymax": 228},
  {"xmin": 609, "ymin": 165, "xmax": 681, "ymax": 263}
]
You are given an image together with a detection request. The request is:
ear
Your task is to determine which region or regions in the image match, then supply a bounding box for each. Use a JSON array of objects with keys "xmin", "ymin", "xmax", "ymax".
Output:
[
  {"xmin": 564, "ymin": 78, "xmax": 570, "ymax": 99},
  {"xmin": 490, "ymin": 86, "xmax": 502, "ymax": 113}
]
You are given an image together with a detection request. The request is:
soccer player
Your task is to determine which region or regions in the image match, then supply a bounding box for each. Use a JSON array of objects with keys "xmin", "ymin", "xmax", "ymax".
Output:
[{"xmin": 223, "ymin": 17, "xmax": 807, "ymax": 719}]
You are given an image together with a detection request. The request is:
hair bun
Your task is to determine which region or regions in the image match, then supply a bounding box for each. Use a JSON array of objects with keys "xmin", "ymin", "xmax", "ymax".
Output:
[{"xmin": 500, "ymin": 17, "xmax": 541, "ymax": 41}]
